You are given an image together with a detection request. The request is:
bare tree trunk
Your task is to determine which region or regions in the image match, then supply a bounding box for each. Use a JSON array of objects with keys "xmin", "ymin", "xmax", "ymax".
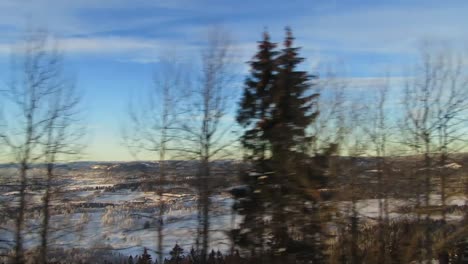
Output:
[
  {"xmin": 156, "ymin": 80, "xmax": 170, "ymax": 264},
  {"xmin": 175, "ymin": 28, "xmax": 234, "ymax": 263},
  {"xmin": 200, "ymin": 78, "xmax": 211, "ymax": 263},
  {"xmin": 157, "ymin": 156, "xmax": 165, "ymax": 264},
  {"xmin": 350, "ymin": 171, "xmax": 359, "ymax": 264},
  {"xmin": 123, "ymin": 54, "xmax": 188, "ymax": 262},
  {"xmin": 362, "ymin": 79, "xmax": 390, "ymax": 263},
  {"xmin": 14, "ymin": 161, "xmax": 28, "ymax": 264},
  {"xmin": 200, "ymin": 158, "xmax": 210, "ymax": 262},
  {"xmin": 39, "ymin": 162, "xmax": 53, "ymax": 264},
  {"xmin": 13, "ymin": 45, "xmax": 37, "ymax": 264}
]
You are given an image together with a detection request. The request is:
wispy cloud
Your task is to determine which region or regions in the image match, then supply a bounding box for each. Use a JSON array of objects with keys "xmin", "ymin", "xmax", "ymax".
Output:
[
  {"xmin": 298, "ymin": 2, "xmax": 468, "ymax": 55},
  {"xmin": 59, "ymin": 37, "xmax": 159, "ymax": 53},
  {"xmin": 0, "ymin": 36, "xmax": 161, "ymax": 61}
]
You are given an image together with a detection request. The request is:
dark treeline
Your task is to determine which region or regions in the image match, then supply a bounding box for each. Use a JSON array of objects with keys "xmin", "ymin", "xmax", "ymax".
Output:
[{"xmin": 0, "ymin": 27, "xmax": 468, "ymax": 264}]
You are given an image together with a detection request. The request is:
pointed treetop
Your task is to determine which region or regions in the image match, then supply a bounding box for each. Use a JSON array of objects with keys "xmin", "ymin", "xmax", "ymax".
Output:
[
  {"xmin": 262, "ymin": 28, "xmax": 270, "ymax": 42},
  {"xmin": 284, "ymin": 26, "xmax": 294, "ymax": 48}
]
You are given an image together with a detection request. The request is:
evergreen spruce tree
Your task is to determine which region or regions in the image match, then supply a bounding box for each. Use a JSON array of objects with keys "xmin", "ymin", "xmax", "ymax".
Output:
[
  {"xmin": 237, "ymin": 30, "xmax": 278, "ymax": 163},
  {"xmin": 263, "ymin": 27, "xmax": 321, "ymax": 257},
  {"xmin": 268, "ymin": 27, "xmax": 319, "ymax": 156},
  {"xmin": 273, "ymin": 27, "xmax": 328, "ymax": 262},
  {"xmin": 234, "ymin": 30, "xmax": 278, "ymax": 255},
  {"xmin": 235, "ymin": 28, "xmax": 328, "ymax": 262},
  {"xmin": 169, "ymin": 243, "xmax": 184, "ymax": 263},
  {"xmin": 137, "ymin": 248, "xmax": 152, "ymax": 264}
]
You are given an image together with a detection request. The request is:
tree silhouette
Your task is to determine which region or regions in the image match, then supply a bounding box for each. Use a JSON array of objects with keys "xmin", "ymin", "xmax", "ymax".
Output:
[{"xmin": 235, "ymin": 28, "xmax": 328, "ymax": 262}]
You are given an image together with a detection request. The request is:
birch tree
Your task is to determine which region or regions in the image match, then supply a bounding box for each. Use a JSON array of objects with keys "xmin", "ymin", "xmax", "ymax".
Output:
[
  {"xmin": 123, "ymin": 55, "xmax": 187, "ymax": 264},
  {"xmin": 0, "ymin": 30, "xmax": 83, "ymax": 264}
]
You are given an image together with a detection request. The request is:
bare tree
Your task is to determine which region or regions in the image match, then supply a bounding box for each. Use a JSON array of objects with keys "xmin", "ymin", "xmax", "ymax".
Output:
[
  {"xmin": 431, "ymin": 50, "xmax": 468, "ymax": 221},
  {"xmin": 362, "ymin": 78, "xmax": 391, "ymax": 263},
  {"xmin": 0, "ymin": 30, "xmax": 83, "ymax": 264},
  {"xmin": 400, "ymin": 43, "xmax": 468, "ymax": 262},
  {"xmin": 0, "ymin": 30, "xmax": 67, "ymax": 263},
  {"xmin": 310, "ymin": 65, "xmax": 347, "ymax": 155},
  {"xmin": 176, "ymin": 28, "xmax": 236, "ymax": 263},
  {"xmin": 425, "ymin": 47, "xmax": 468, "ymax": 264},
  {"xmin": 342, "ymin": 101, "xmax": 368, "ymax": 264},
  {"xmin": 0, "ymin": 87, "xmax": 15, "ymax": 260},
  {"xmin": 122, "ymin": 55, "xmax": 187, "ymax": 264},
  {"xmin": 38, "ymin": 50, "xmax": 83, "ymax": 264}
]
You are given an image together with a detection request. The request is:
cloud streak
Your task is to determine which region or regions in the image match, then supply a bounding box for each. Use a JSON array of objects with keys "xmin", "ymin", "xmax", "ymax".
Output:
[
  {"xmin": 299, "ymin": 2, "xmax": 468, "ymax": 55},
  {"xmin": 2, "ymin": 1, "xmax": 466, "ymax": 62}
]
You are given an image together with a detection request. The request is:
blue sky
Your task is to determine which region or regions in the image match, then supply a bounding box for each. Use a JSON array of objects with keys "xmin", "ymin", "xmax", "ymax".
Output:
[{"xmin": 0, "ymin": 0, "xmax": 467, "ymax": 161}]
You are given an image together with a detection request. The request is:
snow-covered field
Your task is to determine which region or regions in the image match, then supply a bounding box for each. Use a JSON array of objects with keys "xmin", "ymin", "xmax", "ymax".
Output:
[
  {"xmin": 0, "ymin": 165, "xmax": 239, "ymax": 259},
  {"xmin": 0, "ymin": 163, "xmax": 466, "ymax": 260},
  {"xmin": 337, "ymin": 194, "xmax": 467, "ymax": 222}
]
